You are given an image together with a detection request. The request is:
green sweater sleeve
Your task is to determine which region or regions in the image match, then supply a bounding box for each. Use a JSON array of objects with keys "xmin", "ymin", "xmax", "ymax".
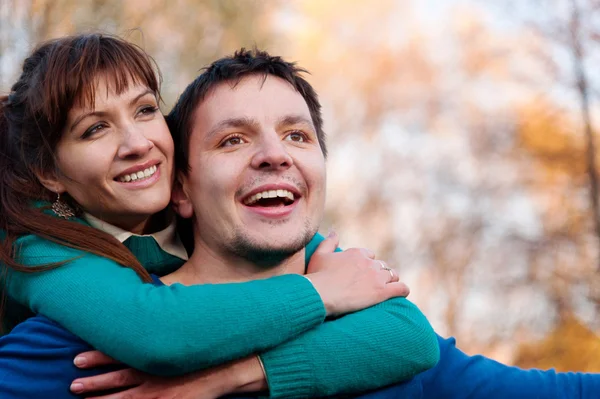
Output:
[
  {"xmin": 259, "ymin": 232, "xmax": 440, "ymax": 398},
  {"xmin": 260, "ymin": 297, "xmax": 439, "ymax": 398},
  {"xmin": 6, "ymin": 234, "xmax": 326, "ymax": 376}
]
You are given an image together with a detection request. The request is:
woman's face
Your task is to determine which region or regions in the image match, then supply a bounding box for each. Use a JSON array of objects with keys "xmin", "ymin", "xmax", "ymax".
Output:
[{"xmin": 51, "ymin": 76, "xmax": 174, "ymax": 233}]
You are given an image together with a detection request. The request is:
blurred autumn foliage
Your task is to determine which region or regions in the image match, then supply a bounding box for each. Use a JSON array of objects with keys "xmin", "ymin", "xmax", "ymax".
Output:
[
  {"xmin": 2, "ymin": 0, "xmax": 600, "ymax": 371},
  {"xmin": 514, "ymin": 315, "xmax": 600, "ymax": 371}
]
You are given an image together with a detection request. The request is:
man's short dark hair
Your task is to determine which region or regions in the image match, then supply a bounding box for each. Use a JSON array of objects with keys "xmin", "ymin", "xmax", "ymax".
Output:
[{"xmin": 167, "ymin": 48, "xmax": 326, "ymax": 174}]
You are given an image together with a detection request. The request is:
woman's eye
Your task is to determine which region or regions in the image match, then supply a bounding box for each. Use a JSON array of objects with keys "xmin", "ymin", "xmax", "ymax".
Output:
[
  {"xmin": 138, "ymin": 106, "xmax": 159, "ymax": 116},
  {"xmin": 286, "ymin": 131, "xmax": 307, "ymax": 142},
  {"xmin": 221, "ymin": 136, "xmax": 246, "ymax": 147},
  {"xmin": 81, "ymin": 123, "xmax": 107, "ymax": 139}
]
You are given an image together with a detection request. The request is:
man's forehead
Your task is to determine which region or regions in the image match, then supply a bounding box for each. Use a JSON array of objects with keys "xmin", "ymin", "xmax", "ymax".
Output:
[
  {"xmin": 204, "ymin": 75, "xmax": 303, "ymax": 106},
  {"xmin": 190, "ymin": 75, "xmax": 312, "ymax": 136}
]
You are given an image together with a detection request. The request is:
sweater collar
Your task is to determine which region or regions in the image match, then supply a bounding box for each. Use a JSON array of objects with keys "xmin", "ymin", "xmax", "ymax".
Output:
[{"xmin": 83, "ymin": 212, "xmax": 189, "ymax": 261}]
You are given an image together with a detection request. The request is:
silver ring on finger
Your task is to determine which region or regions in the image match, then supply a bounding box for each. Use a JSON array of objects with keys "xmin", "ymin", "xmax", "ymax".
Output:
[
  {"xmin": 378, "ymin": 261, "xmax": 395, "ymax": 282},
  {"xmin": 385, "ymin": 268, "xmax": 395, "ymax": 282}
]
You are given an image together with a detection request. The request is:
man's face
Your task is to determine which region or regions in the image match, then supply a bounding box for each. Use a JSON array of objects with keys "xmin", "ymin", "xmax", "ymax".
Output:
[{"xmin": 177, "ymin": 74, "xmax": 326, "ymax": 263}]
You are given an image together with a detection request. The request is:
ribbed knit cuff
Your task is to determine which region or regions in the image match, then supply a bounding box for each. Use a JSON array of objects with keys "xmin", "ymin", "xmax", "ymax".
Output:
[
  {"xmin": 272, "ymin": 274, "xmax": 326, "ymax": 334},
  {"xmin": 260, "ymin": 340, "xmax": 313, "ymax": 399}
]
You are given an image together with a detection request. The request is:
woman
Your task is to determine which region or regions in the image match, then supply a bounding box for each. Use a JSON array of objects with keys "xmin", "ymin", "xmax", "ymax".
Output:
[{"xmin": 0, "ymin": 33, "xmax": 438, "ymax": 398}]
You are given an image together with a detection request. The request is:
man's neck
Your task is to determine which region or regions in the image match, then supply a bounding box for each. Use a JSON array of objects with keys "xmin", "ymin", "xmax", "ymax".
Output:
[{"xmin": 161, "ymin": 237, "xmax": 306, "ymax": 286}]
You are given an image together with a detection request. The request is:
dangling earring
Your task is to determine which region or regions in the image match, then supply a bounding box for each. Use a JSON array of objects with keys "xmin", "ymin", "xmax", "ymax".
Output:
[{"xmin": 52, "ymin": 193, "xmax": 75, "ymax": 219}]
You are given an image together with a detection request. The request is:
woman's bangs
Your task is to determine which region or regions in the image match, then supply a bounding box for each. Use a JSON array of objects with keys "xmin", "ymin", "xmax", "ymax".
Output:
[
  {"xmin": 74, "ymin": 39, "xmax": 161, "ymax": 111},
  {"xmin": 41, "ymin": 35, "xmax": 160, "ymax": 122}
]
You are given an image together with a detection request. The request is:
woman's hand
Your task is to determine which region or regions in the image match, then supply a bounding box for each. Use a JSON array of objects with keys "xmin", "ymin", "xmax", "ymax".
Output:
[
  {"xmin": 306, "ymin": 231, "xmax": 410, "ymax": 317},
  {"xmin": 71, "ymin": 350, "xmax": 267, "ymax": 399}
]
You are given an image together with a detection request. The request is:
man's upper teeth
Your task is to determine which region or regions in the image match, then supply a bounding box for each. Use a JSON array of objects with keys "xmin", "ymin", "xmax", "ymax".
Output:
[
  {"xmin": 119, "ymin": 165, "xmax": 158, "ymax": 182},
  {"xmin": 244, "ymin": 189, "xmax": 295, "ymax": 205}
]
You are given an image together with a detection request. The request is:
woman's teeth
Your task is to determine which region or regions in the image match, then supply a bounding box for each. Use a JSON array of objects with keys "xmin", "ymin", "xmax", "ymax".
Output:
[
  {"xmin": 244, "ymin": 189, "xmax": 295, "ymax": 205},
  {"xmin": 118, "ymin": 165, "xmax": 158, "ymax": 182}
]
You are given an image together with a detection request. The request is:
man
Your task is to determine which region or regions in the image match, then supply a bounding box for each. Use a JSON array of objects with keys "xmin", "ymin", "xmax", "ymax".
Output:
[{"xmin": 76, "ymin": 48, "xmax": 599, "ymax": 398}]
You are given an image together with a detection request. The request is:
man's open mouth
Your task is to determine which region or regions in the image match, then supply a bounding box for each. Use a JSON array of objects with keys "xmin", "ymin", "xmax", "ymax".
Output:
[{"xmin": 243, "ymin": 189, "xmax": 296, "ymax": 207}]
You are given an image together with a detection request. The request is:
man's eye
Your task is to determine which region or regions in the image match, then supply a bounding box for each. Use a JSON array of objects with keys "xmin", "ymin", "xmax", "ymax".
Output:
[
  {"xmin": 285, "ymin": 131, "xmax": 307, "ymax": 142},
  {"xmin": 221, "ymin": 135, "xmax": 246, "ymax": 147}
]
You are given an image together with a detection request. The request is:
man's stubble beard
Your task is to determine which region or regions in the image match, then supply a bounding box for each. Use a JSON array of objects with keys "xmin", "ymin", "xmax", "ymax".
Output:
[{"xmin": 225, "ymin": 219, "xmax": 317, "ymax": 269}]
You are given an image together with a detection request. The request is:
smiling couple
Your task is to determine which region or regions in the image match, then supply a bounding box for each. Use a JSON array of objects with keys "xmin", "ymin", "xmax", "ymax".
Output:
[{"xmin": 0, "ymin": 33, "xmax": 598, "ymax": 399}]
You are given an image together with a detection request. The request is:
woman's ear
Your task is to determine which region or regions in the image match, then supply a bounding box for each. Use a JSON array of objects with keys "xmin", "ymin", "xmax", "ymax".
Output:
[
  {"xmin": 34, "ymin": 168, "xmax": 66, "ymax": 195},
  {"xmin": 171, "ymin": 172, "xmax": 193, "ymax": 219}
]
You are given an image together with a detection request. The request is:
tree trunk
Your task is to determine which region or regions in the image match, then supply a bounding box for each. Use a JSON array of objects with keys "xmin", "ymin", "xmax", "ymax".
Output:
[{"xmin": 570, "ymin": 0, "xmax": 600, "ymax": 269}]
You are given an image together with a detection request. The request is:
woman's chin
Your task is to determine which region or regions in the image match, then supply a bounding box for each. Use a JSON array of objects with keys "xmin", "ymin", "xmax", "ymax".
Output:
[{"xmin": 126, "ymin": 198, "xmax": 171, "ymax": 216}]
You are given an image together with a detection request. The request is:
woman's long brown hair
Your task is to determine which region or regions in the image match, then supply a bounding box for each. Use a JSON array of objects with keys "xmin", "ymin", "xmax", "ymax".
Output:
[{"xmin": 0, "ymin": 34, "xmax": 159, "ymax": 330}]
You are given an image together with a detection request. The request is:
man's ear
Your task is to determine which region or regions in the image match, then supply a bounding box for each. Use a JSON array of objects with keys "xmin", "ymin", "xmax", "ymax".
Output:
[
  {"xmin": 171, "ymin": 172, "xmax": 194, "ymax": 219},
  {"xmin": 34, "ymin": 168, "xmax": 66, "ymax": 195}
]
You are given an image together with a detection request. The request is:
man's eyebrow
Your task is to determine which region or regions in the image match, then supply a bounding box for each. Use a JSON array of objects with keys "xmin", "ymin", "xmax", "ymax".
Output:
[
  {"xmin": 204, "ymin": 117, "xmax": 261, "ymax": 141},
  {"xmin": 277, "ymin": 115, "xmax": 315, "ymax": 130},
  {"xmin": 69, "ymin": 89, "xmax": 155, "ymax": 132}
]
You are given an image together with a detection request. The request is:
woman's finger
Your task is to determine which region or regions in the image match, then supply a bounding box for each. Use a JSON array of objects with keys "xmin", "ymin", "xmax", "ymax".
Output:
[{"xmin": 372, "ymin": 260, "xmax": 401, "ymax": 284}]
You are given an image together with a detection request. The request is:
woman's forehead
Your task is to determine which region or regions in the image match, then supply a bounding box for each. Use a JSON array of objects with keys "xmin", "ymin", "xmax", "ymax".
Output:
[{"xmin": 69, "ymin": 77, "xmax": 156, "ymax": 118}]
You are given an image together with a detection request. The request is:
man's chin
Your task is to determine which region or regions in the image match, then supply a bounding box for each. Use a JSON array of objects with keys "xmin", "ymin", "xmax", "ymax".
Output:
[{"xmin": 228, "ymin": 228, "xmax": 316, "ymax": 268}]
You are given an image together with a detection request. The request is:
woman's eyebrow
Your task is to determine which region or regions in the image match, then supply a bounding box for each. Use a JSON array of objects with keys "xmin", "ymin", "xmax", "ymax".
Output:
[
  {"xmin": 128, "ymin": 89, "xmax": 156, "ymax": 107},
  {"xmin": 70, "ymin": 89, "xmax": 155, "ymax": 132},
  {"xmin": 70, "ymin": 111, "xmax": 108, "ymax": 132}
]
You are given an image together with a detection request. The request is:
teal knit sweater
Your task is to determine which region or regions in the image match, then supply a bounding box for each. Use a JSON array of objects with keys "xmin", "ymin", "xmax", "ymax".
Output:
[{"xmin": 4, "ymin": 224, "xmax": 439, "ymax": 398}]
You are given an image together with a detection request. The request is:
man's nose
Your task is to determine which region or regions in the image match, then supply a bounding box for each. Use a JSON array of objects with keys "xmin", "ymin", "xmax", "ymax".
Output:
[{"xmin": 250, "ymin": 135, "xmax": 293, "ymax": 171}]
